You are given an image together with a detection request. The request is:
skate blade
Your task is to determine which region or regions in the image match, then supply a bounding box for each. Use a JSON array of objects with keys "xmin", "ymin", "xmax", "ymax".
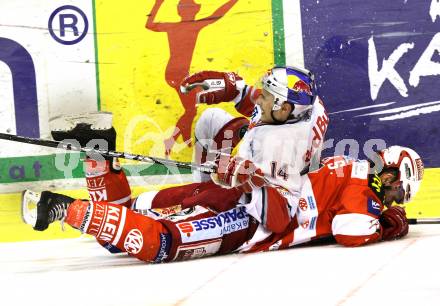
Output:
[
  {"xmin": 21, "ymin": 190, "xmax": 40, "ymax": 227},
  {"xmin": 50, "ymin": 111, "xmax": 113, "ymax": 132}
]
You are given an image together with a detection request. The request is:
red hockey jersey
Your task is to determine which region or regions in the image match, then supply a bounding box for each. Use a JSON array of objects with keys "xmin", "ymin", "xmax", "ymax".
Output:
[{"xmin": 238, "ymin": 156, "xmax": 385, "ymax": 252}]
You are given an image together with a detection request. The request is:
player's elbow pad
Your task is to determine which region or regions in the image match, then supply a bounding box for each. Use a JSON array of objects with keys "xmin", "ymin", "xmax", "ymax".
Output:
[{"xmin": 332, "ymin": 213, "xmax": 381, "ymax": 247}]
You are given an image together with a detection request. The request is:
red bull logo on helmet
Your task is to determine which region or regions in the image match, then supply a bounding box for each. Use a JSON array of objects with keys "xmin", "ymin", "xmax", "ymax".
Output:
[
  {"xmin": 293, "ymin": 79, "xmax": 312, "ymax": 95},
  {"xmin": 287, "ymin": 74, "xmax": 312, "ymax": 95}
]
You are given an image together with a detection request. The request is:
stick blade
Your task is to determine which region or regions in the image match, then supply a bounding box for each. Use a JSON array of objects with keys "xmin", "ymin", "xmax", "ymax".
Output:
[{"xmin": 408, "ymin": 218, "xmax": 440, "ymax": 224}]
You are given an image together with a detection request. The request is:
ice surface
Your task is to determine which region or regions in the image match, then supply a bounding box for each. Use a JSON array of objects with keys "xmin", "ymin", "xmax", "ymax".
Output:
[{"xmin": 1, "ymin": 224, "xmax": 439, "ymax": 306}]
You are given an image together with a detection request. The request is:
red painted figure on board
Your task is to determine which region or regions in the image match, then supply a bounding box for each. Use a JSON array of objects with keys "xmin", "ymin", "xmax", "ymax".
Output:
[{"xmin": 146, "ymin": 0, "xmax": 238, "ymax": 156}]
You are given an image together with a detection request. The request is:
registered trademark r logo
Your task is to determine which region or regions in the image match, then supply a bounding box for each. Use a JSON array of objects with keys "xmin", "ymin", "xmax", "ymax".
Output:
[{"xmin": 48, "ymin": 5, "xmax": 89, "ymax": 45}]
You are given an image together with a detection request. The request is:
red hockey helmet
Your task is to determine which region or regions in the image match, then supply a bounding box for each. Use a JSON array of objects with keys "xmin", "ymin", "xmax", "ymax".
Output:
[{"xmin": 378, "ymin": 146, "xmax": 424, "ymax": 203}]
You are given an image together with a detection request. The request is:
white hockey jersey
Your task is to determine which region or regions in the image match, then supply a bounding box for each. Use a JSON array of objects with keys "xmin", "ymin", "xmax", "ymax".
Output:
[{"xmin": 237, "ymin": 97, "xmax": 329, "ymax": 205}]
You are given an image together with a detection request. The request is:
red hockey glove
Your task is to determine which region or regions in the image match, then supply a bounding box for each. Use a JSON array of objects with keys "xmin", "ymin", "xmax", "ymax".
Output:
[
  {"xmin": 180, "ymin": 71, "xmax": 244, "ymax": 104},
  {"xmin": 379, "ymin": 206, "xmax": 409, "ymax": 241},
  {"xmin": 212, "ymin": 155, "xmax": 267, "ymax": 193}
]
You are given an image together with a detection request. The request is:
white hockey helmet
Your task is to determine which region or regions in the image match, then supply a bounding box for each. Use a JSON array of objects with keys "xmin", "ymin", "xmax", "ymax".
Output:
[
  {"xmin": 260, "ymin": 66, "xmax": 317, "ymax": 119},
  {"xmin": 379, "ymin": 146, "xmax": 424, "ymax": 203}
]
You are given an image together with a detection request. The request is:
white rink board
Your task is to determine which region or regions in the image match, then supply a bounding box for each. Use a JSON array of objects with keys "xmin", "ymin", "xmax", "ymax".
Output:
[
  {"xmin": 1, "ymin": 224, "xmax": 439, "ymax": 306},
  {"xmin": 0, "ymin": 0, "xmax": 98, "ymax": 157}
]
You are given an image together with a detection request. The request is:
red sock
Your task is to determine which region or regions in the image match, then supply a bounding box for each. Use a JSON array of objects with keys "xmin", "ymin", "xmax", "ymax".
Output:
[
  {"xmin": 66, "ymin": 200, "xmax": 170, "ymax": 263},
  {"xmin": 85, "ymin": 159, "xmax": 132, "ymax": 207}
]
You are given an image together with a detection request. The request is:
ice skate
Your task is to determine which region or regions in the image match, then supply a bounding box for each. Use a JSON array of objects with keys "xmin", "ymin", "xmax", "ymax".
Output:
[
  {"xmin": 50, "ymin": 111, "xmax": 113, "ymax": 133},
  {"xmin": 50, "ymin": 111, "xmax": 116, "ymax": 151},
  {"xmin": 21, "ymin": 190, "xmax": 75, "ymax": 231}
]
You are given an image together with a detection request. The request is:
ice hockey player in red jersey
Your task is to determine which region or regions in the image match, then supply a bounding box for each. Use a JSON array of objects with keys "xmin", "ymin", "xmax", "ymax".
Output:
[
  {"xmin": 22, "ymin": 143, "xmax": 423, "ymax": 262},
  {"xmin": 238, "ymin": 147, "xmax": 423, "ymax": 252}
]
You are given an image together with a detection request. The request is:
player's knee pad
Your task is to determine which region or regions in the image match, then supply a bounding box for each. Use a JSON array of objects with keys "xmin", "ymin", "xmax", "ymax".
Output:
[
  {"xmin": 150, "ymin": 182, "xmax": 204, "ymax": 209},
  {"xmin": 194, "ymin": 108, "xmax": 248, "ymax": 159},
  {"xmin": 193, "ymin": 108, "xmax": 248, "ymax": 182},
  {"xmin": 131, "ymin": 189, "xmax": 190, "ymax": 216},
  {"xmin": 85, "ymin": 159, "xmax": 131, "ymax": 207},
  {"xmin": 130, "ymin": 184, "xmax": 201, "ymax": 215},
  {"xmin": 194, "ymin": 108, "xmax": 235, "ymax": 146},
  {"xmin": 212, "ymin": 116, "xmax": 249, "ymax": 155}
]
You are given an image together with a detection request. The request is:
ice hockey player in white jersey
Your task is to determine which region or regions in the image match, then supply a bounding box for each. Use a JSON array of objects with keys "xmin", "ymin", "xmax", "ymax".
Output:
[
  {"xmin": 183, "ymin": 67, "xmax": 329, "ymax": 194},
  {"xmin": 177, "ymin": 66, "xmax": 329, "ymax": 233}
]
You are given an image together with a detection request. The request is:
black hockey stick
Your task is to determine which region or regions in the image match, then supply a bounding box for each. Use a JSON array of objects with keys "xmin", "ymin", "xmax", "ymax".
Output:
[
  {"xmin": 408, "ymin": 218, "xmax": 440, "ymax": 224},
  {"xmin": 0, "ymin": 132, "xmax": 216, "ymax": 173}
]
